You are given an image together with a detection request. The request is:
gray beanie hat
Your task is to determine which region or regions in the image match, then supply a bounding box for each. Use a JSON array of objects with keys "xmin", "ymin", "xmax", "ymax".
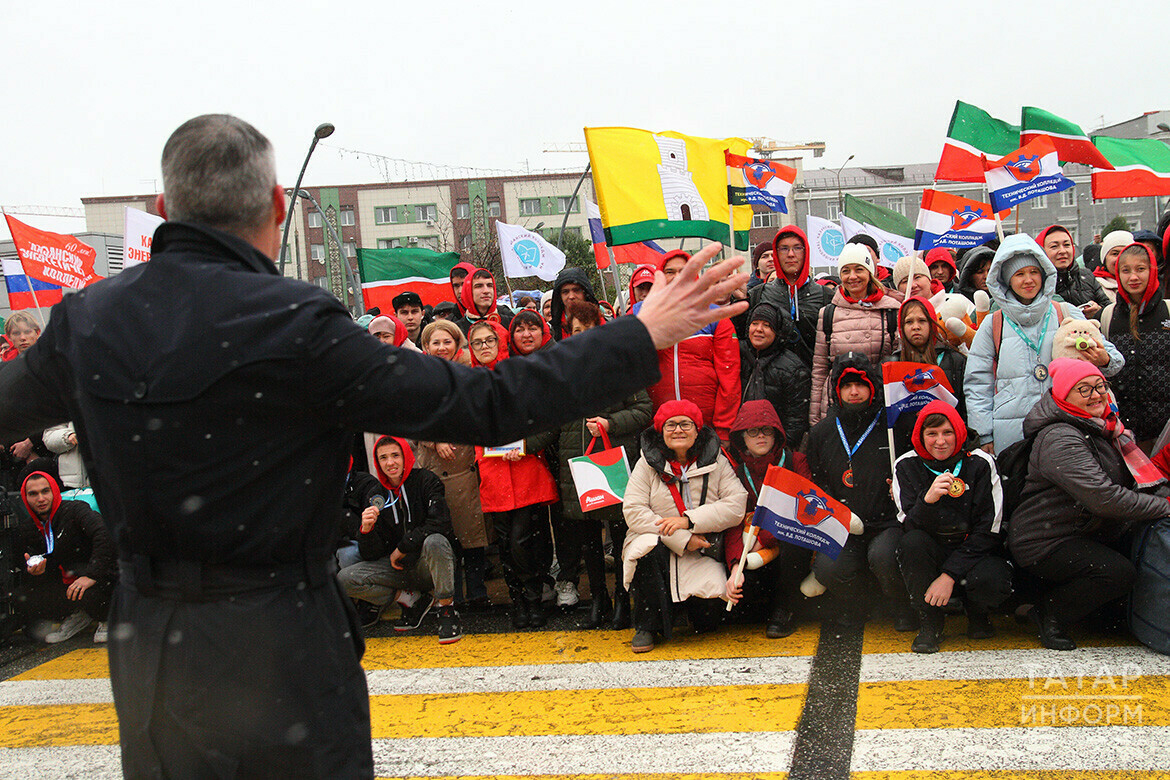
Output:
[{"xmin": 999, "ymin": 251, "xmax": 1043, "ymax": 287}]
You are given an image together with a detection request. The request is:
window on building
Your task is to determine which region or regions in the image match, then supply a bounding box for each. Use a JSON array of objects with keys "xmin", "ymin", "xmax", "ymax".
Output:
[
  {"xmin": 461, "ymin": 234, "xmax": 472, "ymax": 250},
  {"xmin": 315, "ymin": 276, "xmax": 330, "ymax": 289},
  {"xmin": 886, "ymin": 197, "xmax": 905, "ymax": 216},
  {"xmin": 1031, "ymin": 195, "xmax": 1048, "ymax": 209},
  {"xmin": 416, "ymin": 236, "xmax": 439, "ymax": 251},
  {"xmin": 556, "ymin": 196, "xmax": 579, "ymax": 213},
  {"xmin": 487, "ymin": 200, "xmax": 501, "ymax": 217},
  {"xmin": 752, "ymin": 212, "xmax": 777, "ymax": 229},
  {"xmin": 377, "ymin": 238, "xmax": 402, "ymax": 250},
  {"xmin": 1122, "ymin": 196, "xmax": 1138, "ymax": 204},
  {"xmin": 343, "ymin": 242, "xmax": 356, "ymax": 258},
  {"xmin": 520, "ymin": 198, "xmax": 542, "ymax": 216},
  {"xmin": 310, "ymin": 243, "xmax": 325, "ymax": 261},
  {"xmin": 415, "ymin": 204, "xmax": 437, "ymax": 223},
  {"xmin": 308, "ymin": 211, "xmax": 322, "ymax": 229},
  {"xmin": 340, "ymin": 208, "xmax": 355, "ymax": 226},
  {"xmin": 456, "ymin": 202, "xmax": 470, "ymax": 219},
  {"xmin": 374, "ymin": 206, "xmax": 398, "ymax": 224},
  {"xmin": 1060, "ymin": 190, "xmax": 1076, "ymax": 208},
  {"xmin": 826, "ymin": 201, "xmax": 840, "ymax": 220}
]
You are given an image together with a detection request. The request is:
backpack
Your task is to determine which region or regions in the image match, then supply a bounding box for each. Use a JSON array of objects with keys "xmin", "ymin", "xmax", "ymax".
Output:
[
  {"xmin": 995, "ymin": 435, "xmax": 1036, "ymax": 528},
  {"xmin": 989, "ymin": 302, "xmax": 1066, "ymax": 384},
  {"xmin": 1130, "ymin": 518, "xmax": 1170, "ymax": 655},
  {"xmin": 821, "ymin": 303, "xmax": 898, "ymax": 356}
]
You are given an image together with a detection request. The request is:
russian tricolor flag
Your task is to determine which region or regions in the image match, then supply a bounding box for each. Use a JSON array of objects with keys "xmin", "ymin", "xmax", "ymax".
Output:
[
  {"xmin": 883, "ymin": 361, "xmax": 958, "ymax": 428},
  {"xmin": 983, "ymin": 135, "xmax": 1075, "ymax": 212},
  {"xmin": 4, "ymin": 257, "xmax": 62, "ymax": 310},
  {"xmin": 914, "ymin": 189, "xmax": 1003, "ymax": 251},
  {"xmin": 586, "ymin": 199, "xmax": 665, "ymax": 270},
  {"xmin": 752, "ymin": 466, "xmax": 853, "ymax": 560}
]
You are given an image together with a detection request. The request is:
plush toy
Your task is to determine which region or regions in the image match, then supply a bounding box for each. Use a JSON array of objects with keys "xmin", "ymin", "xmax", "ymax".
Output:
[
  {"xmin": 941, "ymin": 290, "xmax": 991, "ymax": 351},
  {"xmin": 798, "ymin": 513, "xmax": 864, "ymax": 598},
  {"xmin": 1051, "ymin": 317, "xmax": 1105, "ymax": 361}
]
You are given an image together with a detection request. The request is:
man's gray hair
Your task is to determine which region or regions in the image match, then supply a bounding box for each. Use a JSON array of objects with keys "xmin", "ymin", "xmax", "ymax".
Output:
[{"xmin": 160, "ymin": 114, "xmax": 277, "ymax": 232}]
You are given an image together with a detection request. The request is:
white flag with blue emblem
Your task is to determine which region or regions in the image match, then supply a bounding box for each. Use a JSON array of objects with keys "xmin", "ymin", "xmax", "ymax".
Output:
[{"xmin": 496, "ymin": 221, "xmax": 567, "ymax": 282}]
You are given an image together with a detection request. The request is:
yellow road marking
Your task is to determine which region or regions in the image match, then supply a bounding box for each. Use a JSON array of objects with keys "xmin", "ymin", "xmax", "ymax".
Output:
[
  {"xmin": 862, "ymin": 619, "xmax": 1138, "ymax": 655},
  {"xmin": 10, "ymin": 649, "xmax": 110, "ymax": 681},
  {"xmin": 0, "ymin": 703, "xmax": 119, "ymax": 747},
  {"xmin": 362, "ymin": 624, "xmax": 819, "ymax": 670},
  {"xmin": 370, "ymin": 684, "xmax": 805, "ymax": 738},
  {"xmin": 856, "ymin": 677, "xmax": 1170, "ymax": 730}
]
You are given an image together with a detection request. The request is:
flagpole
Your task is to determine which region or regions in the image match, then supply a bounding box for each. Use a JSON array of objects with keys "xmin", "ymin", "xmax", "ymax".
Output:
[
  {"xmin": 725, "ymin": 523, "xmax": 758, "ymax": 612},
  {"xmin": 608, "ymin": 256, "xmax": 623, "ymax": 312},
  {"xmin": 22, "ymin": 272, "xmax": 47, "ymax": 329},
  {"xmin": 728, "ymin": 203, "xmax": 736, "ymax": 262},
  {"xmin": 595, "ymin": 260, "xmax": 609, "ymax": 302},
  {"xmin": 995, "ymin": 213, "xmax": 1006, "ymax": 242}
]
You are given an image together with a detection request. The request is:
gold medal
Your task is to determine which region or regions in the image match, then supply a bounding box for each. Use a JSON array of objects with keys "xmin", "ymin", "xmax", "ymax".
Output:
[
  {"xmin": 948, "ymin": 477, "xmax": 967, "ymax": 498},
  {"xmin": 842, "ymin": 468, "xmax": 854, "ymax": 488}
]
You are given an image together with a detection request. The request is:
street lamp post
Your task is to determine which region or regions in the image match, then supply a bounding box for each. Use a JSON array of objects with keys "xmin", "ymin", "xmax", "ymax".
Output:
[
  {"xmin": 296, "ymin": 189, "xmax": 361, "ymax": 317},
  {"xmin": 279, "ymin": 123, "xmax": 334, "ymax": 276},
  {"xmin": 835, "ymin": 154, "xmax": 855, "ymax": 217}
]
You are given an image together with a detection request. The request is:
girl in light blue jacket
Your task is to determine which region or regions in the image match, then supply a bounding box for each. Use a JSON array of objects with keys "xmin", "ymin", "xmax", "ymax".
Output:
[{"xmin": 964, "ymin": 234, "xmax": 1124, "ymax": 454}]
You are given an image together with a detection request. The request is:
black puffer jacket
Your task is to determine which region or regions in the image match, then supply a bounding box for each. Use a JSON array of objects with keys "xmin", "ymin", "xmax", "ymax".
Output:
[
  {"xmin": 740, "ymin": 303, "xmax": 812, "ymax": 445},
  {"xmin": 805, "ymin": 352, "xmax": 897, "ymax": 529},
  {"xmin": 1103, "ymin": 278, "xmax": 1170, "ymax": 443},
  {"xmin": 1054, "ymin": 264, "xmax": 1109, "ymax": 311},
  {"xmin": 1008, "ymin": 393, "xmax": 1170, "ymax": 567}
]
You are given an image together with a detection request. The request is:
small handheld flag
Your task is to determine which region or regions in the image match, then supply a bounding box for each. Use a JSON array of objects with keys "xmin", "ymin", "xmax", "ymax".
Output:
[
  {"xmin": 1021, "ymin": 106, "xmax": 1114, "ymax": 170},
  {"xmin": 936, "ymin": 101, "xmax": 1021, "ymax": 183},
  {"xmin": 752, "ymin": 467, "xmax": 853, "ymax": 560},
  {"xmin": 882, "ymin": 361, "xmax": 958, "ymax": 428},
  {"xmin": 914, "ymin": 190, "xmax": 1003, "ymax": 251},
  {"xmin": 983, "ymin": 136, "xmax": 1075, "ymax": 212},
  {"xmin": 726, "ymin": 152, "xmax": 797, "ymax": 214}
]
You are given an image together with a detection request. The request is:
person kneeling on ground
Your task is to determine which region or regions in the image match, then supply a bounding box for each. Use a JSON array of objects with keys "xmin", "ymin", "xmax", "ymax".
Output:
[
  {"xmin": 338, "ymin": 435, "xmax": 463, "ymax": 644},
  {"xmin": 19, "ymin": 470, "xmax": 116, "ymax": 643},
  {"xmin": 1009, "ymin": 358, "xmax": 1170, "ymax": 651},
  {"xmin": 622, "ymin": 400, "xmax": 747, "ymax": 653},
  {"xmin": 723, "ymin": 400, "xmax": 813, "ymax": 639},
  {"xmin": 893, "ymin": 401, "xmax": 1012, "ymax": 653}
]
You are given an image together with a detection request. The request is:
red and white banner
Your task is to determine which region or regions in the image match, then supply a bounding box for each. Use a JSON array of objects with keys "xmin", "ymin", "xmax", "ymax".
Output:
[{"xmin": 4, "ymin": 214, "xmax": 102, "ymax": 289}]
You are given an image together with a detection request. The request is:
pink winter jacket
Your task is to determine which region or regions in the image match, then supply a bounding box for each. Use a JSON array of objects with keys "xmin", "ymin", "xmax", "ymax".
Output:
[{"xmin": 808, "ymin": 287, "xmax": 902, "ymax": 425}]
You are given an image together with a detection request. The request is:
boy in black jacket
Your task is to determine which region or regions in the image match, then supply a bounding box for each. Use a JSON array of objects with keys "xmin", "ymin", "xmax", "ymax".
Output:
[
  {"xmin": 337, "ymin": 436, "xmax": 462, "ymax": 643},
  {"xmin": 806, "ymin": 352, "xmax": 915, "ymax": 628},
  {"xmin": 892, "ymin": 400, "xmax": 1012, "ymax": 653}
]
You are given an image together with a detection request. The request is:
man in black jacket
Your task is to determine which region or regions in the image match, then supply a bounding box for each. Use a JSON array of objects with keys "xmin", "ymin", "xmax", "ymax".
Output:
[
  {"xmin": 19, "ymin": 471, "xmax": 115, "ymax": 643},
  {"xmin": 339, "ymin": 436, "xmax": 460, "ymax": 642},
  {"xmin": 0, "ymin": 114, "xmax": 746, "ymax": 778}
]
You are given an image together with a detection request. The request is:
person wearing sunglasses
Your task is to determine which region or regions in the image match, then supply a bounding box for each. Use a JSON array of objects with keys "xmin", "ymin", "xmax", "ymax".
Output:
[{"xmin": 1009, "ymin": 358, "xmax": 1170, "ymax": 650}]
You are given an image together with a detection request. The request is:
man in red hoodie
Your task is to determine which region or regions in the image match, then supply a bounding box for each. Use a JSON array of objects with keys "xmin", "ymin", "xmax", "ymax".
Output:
[
  {"xmin": 338, "ymin": 436, "xmax": 462, "ymax": 644},
  {"xmin": 748, "ymin": 226, "xmax": 834, "ymax": 367},
  {"xmin": 455, "ymin": 267, "xmax": 513, "ymax": 334}
]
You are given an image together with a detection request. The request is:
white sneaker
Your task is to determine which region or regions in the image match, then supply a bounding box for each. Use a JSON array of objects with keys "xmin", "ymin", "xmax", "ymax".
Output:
[
  {"xmin": 45, "ymin": 612, "xmax": 94, "ymax": 644},
  {"xmin": 555, "ymin": 581, "xmax": 579, "ymax": 608},
  {"xmin": 93, "ymin": 622, "xmax": 108, "ymax": 643}
]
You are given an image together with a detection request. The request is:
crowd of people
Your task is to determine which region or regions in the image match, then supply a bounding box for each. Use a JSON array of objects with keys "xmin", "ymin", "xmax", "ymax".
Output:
[{"xmin": 6, "ymin": 212, "xmax": 1170, "ymax": 656}]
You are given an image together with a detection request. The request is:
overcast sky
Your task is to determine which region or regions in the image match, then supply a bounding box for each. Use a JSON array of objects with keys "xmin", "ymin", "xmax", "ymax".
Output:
[{"xmin": 3, "ymin": 0, "xmax": 1165, "ymax": 236}]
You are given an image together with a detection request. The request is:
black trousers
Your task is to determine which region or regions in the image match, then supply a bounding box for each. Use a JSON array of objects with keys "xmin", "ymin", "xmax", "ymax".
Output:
[
  {"xmin": 23, "ymin": 571, "xmax": 112, "ymax": 623},
  {"xmin": 897, "ymin": 529, "xmax": 1012, "ymax": 613},
  {"xmin": 492, "ymin": 506, "xmax": 551, "ymax": 603},
  {"xmin": 631, "ymin": 542, "xmax": 723, "ymax": 639},
  {"xmin": 736, "ymin": 542, "xmax": 812, "ymax": 621},
  {"xmin": 814, "ymin": 526, "xmax": 910, "ymax": 612},
  {"xmin": 1026, "ymin": 536, "xmax": 1135, "ymax": 626}
]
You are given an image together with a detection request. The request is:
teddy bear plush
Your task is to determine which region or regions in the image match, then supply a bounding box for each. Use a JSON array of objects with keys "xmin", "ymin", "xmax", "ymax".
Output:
[{"xmin": 1050, "ymin": 316, "xmax": 1105, "ymax": 361}]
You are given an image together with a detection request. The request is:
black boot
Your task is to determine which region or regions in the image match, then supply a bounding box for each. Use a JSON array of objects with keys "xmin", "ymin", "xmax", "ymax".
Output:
[
  {"xmin": 966, "ymin": 608, "xmax": 996, "ymax": 640},
  {"xmin": 527, "ymin": 595, "xmax": 547, "ymax": 628},
  {"xmin": 611, "ymin": 588, "xmax": 631, "ymax": 630},
  {"xmin": 584, "ymin": 591, "xmax": 613, "ymax": 629},
  {"xmin": 1033, "ymin": 604, "xmax": 1076, "ymax": 651},
  {"xmin": 509, "ymin": 589, "xmax": 530, "ymax": 629},
  {"xmin": 765, "ymin": 604, "xmax": 796, "ymax": 639},
  {"xmin": 912, "ymin": 609, "xmax": 945, "ymax": 653},
  {"xmin": 893, "ymin": 602, "xmax": 920, "ymax": 633}
]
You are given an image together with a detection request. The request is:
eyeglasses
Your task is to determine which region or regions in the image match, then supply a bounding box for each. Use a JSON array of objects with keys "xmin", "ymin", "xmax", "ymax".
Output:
[
  {"xmin": 1073, "ymin": 381, "xmax": 1110, "ymax": 399},
  {"xmin": 663, "ymin": 421, "xmax": 695, "ymax": 432},
  {"xmin": 776, "ymin": 244, "xmax": 805, "ymax": 254},
  {"xmin": 744, "ymin": 427, "xmax": 775, "ymax": 438},
  {"xmin": 469, "ymin": 337, "xmax": 498, "ymax": 349}
]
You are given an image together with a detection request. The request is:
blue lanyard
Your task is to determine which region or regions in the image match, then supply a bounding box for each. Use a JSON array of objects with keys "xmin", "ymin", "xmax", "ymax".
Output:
[
  {"xmin": 836, "ymin": 414, "xmax": 880, "ymax": 465},
  {"xmin": 924, "ymin": 458, "xmax": 964, "ymax": 479},
  {"xmin": 1004, "ymin": 304, "xmax": 1053, "ymax": 357},
  {"xmin": 741, "ymin": 451, "xmax": 786, "ymax": 496}
]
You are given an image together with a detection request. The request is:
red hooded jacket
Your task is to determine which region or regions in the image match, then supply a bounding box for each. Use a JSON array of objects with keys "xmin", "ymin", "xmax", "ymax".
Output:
[
  {"xmin": 634, "ymin": 250, "xmax": 741, "ymax": 440},
  {"xmin": 460, "ymin": 268, "xmax": 503, "ymax": 325},
  {"xmin": 450, "ymin": 261, "xmax": 479, "ymax": 316}
]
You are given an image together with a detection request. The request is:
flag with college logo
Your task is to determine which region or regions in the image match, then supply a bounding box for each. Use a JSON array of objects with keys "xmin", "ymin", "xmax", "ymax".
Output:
[
  {"xmin": 882, "ymin": 361, "xmax": 958, "ymax": 427},
  {"xmin": 496, "ymin": 221, "xmax": 567, "ymax": 282},
  {"xmin": 806, "ymin": 215, "xmax": 845, "ymax": 269},
  {"xmin": 726, "ymin": 151, "xmax": 796, "ymax": 214},
  {"xmin": 1090, "ymin": 136, "xmax": 1170, "ymax": 199},
  {"xmin": 936, "ymin": 101, "xmax": 1021, "ymax": 183},
  {"xmin": 752, "ymin": 466, "xmax": 853, "ymax": 560},
  {"xmin": 1020, "ymin": 106, "xmax": 1114, "ymax": 170},
  {"xmin": 584, "ymin": 127, "xmax": 753, "ymax": 249},
  {"xmin": 914, "ymin": 189, "xmax": 1002, "ymax": 251},
  {"xmin": 356, "ymin": 246, "xmax": 459, "ymax": 311},
  {"xmin": 983, "ymin": 136, "xmax": 1075, "ymax": 212},
  {"xmin": 4, "ymin": 214, "xmax": 101, "ymax": 289}
]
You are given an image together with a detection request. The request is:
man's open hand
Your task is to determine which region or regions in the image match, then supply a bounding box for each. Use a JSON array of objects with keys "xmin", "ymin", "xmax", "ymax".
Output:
[{"xmin": 636, "ymin": 243, "xmax": 749, "ymax": 350}]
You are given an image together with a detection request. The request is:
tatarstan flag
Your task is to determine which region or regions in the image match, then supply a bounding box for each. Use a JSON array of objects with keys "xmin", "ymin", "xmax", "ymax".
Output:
[
  {"xmin": 584, "ymin": 127, "xmax": 753, "ymax": 250},
  {"xmin": 1090, "ymin": 136, "xmax": 1170, "ymax": 199},
  {"xmin": 1021, "ymin": 106, "xmax": 1114, "ymax": 169},
  {"xmin": 356, "ymin": 247, "xmax": 459, "ymax": 312},
  {"xmin": 936, "ymin": 101, "xmax": 1020, "ymax": 183}
]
